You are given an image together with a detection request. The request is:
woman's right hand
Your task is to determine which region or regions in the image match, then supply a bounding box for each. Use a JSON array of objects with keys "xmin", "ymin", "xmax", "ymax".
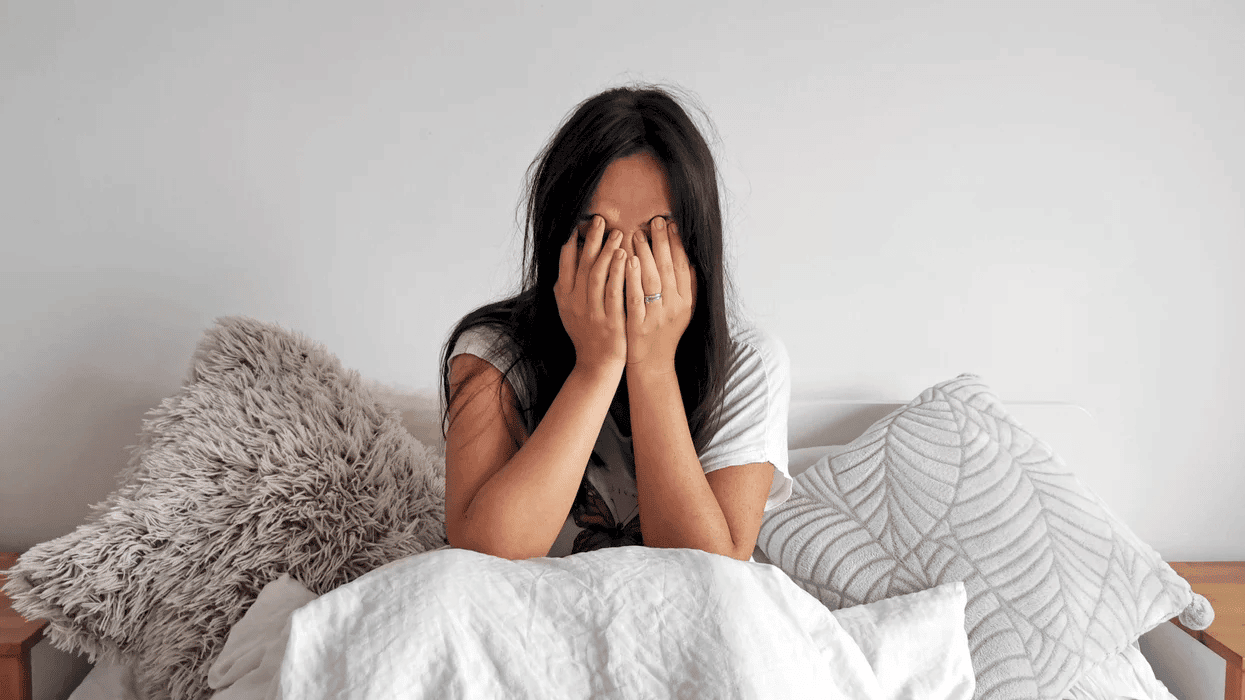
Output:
[{"xmin": 554, "ymin": 214, "xmax": 629, "ymax": 374}]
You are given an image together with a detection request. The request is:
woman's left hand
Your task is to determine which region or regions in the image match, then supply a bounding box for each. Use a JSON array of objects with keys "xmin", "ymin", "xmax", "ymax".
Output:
[{"xmin": 625, "ymin": 217, "xmax": 696, "ymax": 371}]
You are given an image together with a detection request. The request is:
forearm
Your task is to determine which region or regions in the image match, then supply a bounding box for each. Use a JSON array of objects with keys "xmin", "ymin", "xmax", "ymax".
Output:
[
  {"xmin": 628, "ymin": 365, "xmax": 740, "ymax": 558},
  {"xmin": 460, "ymin": 363, "xmax": 621, "ymax": 559}
]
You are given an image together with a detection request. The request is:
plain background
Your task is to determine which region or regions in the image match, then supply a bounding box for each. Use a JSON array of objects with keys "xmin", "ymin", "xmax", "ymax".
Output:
[{"xmin": 2, "ymin": 1, "xmax": 1241, "ymax": 698}]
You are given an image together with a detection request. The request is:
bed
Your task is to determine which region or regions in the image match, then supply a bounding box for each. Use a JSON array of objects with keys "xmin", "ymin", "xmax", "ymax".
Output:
[{"xmin": 2, "ymin": 317, "xmax": 1210, "ymax": 700}]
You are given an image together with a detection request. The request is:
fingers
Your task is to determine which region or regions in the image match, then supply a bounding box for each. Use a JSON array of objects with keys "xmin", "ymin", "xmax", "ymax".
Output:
[
  {"xmin": 632, "ymin": 227, "xmax": 662, "ymax": 296},
  {"xmin": 577, "ymin": 215, "xmax": 607, "ymax": 284},
  {"xmin": 605, "ymin": 247, "xmax": 627, "ymax": 320},
  {"xmin": 625, "ymin": 253, "xmax": 645, "ymax": 325},
  {"xmin": 649, "ymin": 217, "xmax": 677, "ymax": 289},
  {"xmin": 588, "ymin": 228, "xmax": 625, "ymax": 309}
]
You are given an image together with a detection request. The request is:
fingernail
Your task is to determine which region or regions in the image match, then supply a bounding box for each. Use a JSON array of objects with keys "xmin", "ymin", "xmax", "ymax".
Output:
[
  {"xmin": 610, "ymin": 229, "xmax": 622, "ymax": 241},
  {"xmin": 655, "ymin": 217, "xmax": 665, "ymax": 230}
]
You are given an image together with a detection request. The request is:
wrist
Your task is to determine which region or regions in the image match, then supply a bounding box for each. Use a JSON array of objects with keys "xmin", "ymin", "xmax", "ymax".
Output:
[
  {"xmin": 571, "ymin": 359, "xmax": 626, "ymax": 386},
  {"xmin": 624, "ymin": 360, "xmax": 678, "ymax": 385}
]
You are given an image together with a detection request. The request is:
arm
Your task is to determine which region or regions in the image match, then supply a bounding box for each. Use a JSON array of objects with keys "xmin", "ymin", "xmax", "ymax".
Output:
[
  {"xmin": 445, "ymin": 215, "xmax": 629, "ymax": 559},
  {"xmin": 445, "ymin": 355, "xmax": 621, "ymax": 560},
  {"xmin": 624, "ymin": 217, "xmax": 774, "ymax": 561},
  {"xmin": 627, "ymin": 364, "xmax": 773, "ymax": 560}
]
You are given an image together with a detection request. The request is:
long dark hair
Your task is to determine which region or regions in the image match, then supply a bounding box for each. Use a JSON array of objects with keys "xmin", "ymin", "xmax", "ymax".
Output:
[{"xmin": 440, "ymin": 84, "xmax": 733, "ymax": 452}]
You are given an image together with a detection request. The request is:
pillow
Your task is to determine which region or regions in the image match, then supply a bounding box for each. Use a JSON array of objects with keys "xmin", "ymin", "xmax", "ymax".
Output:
[
  {"xmin": 359, "ymin": 379, "xmax": 444, "ymax": 453},
  {"xmin": 758, "ymin": 374, "xmax": 1209, "ymax": 700},
  {"xmin": 1061, "ymin": 642, "xmax": 1177, "ymax": 700},
  {"xmin": 832, "ymin": 581, "xmax": 976, "ymax": 700},
  {"xmin": 206, "ymin": 573, "xmax": 317, "ymax": 700},
  {"xmin": 1, "ymin": 316, "xmax": 447, "ymax": 700}
]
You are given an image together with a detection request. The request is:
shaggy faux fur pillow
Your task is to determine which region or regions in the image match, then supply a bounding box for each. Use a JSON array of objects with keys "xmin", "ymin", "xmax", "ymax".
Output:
[{"xmin": 2, "ymin": 317, "xmax": 447, "ymax": 700}]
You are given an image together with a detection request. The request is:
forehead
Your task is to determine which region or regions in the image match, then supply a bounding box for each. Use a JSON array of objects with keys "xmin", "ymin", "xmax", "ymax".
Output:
[{"xmin": 587, "ymin": 152, "xmax": 672, "ymax": 216}]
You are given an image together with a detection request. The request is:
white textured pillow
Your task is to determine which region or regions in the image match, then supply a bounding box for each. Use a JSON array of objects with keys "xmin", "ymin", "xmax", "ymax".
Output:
[{"xmin": 759, "ymin": 374, "xmax": 1206, "ymax": 700}]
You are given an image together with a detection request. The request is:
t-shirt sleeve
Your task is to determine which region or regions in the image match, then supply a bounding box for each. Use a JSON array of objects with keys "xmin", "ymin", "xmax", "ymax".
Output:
[
  {"xmin": 697, "ymin": 327, "xmax": 793, "ymax": 511},
  {"xmin": 447, "ymin": 325, "xmax": 530, "ymax": 415}
]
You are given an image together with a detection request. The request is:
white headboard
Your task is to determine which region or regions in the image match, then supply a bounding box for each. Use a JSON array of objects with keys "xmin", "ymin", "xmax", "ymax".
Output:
[
  {"xmin": 787, "ymin": 396, "xmax": 1110, "ymax": 487},
  {"xmin": 372, "ymin": 383, "xmax": 1110, "ymax": 495}
]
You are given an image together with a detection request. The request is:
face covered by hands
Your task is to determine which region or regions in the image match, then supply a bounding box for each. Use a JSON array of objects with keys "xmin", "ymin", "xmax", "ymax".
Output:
[{"xmin": 553, "ymin": 152, "xmax": 697, "ymax": 376}]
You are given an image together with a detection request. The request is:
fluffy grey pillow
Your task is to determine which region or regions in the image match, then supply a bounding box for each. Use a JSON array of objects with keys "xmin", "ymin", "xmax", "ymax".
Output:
[
  {"xmin": 758, "ymin": 374, "xmax": 1207, "ymax": 700},
  {"xmin": 2, "ymin": 317, "xmax": 447, "ymax": 700}
]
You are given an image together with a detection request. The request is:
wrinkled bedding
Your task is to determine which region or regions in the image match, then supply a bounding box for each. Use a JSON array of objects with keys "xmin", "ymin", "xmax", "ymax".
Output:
[{"xmin": 206, "ymin": 546, "xmax": 974, "ymax": 700}]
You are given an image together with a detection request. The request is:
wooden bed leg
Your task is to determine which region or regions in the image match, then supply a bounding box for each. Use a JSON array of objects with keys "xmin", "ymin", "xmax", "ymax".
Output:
[
  {"xmin": 1227, "ymin": 660, "xmax": 1243, "ymax": 700},
  {"xmin": 0, "ymin": 651, "xmax": 34, "ymax": 700}
]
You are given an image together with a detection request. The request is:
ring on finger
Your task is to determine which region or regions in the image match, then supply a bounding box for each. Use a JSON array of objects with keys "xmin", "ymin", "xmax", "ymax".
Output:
[{"xmin": 643, "ymin": 292, "xmax": 662, "ymax": 304}]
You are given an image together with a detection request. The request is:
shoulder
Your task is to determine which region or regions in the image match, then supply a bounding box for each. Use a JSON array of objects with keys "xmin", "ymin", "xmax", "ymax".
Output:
[
  {"xmin": 710, "ymin": 324, "xmax": 791, "ymax": 418},
  {"xmin": 448, "ymin": 321, "xmax": 530, "ymax": 403},
  {"xmin": 450, "ymin": 323, "xmax": 520, "ymax": 367},
  {"xmin": 724, "ymin": 325, "xmax": 790, "ymax": 387},
  {"xmin": 444, "ymin": 295, "xmax": 529, "ymax": 370},
  {"xmin": 698, "ymin": 324, "xmax": 791, "ymax": 481}
]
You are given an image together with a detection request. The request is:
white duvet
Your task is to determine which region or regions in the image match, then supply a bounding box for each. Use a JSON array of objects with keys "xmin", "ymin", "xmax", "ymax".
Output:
[{"xmin": 207, "ymin": 547, "xmax": 974, "ymax": 700}]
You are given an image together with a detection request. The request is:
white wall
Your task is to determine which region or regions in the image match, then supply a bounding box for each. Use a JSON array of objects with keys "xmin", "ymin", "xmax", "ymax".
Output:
[{"xmin": 2, "ymin": 1, "xmax": 1241, "ymax": 696}]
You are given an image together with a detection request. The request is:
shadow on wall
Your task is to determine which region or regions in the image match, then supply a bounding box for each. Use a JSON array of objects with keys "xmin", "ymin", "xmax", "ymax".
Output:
[
  {"xmin": 1140, "ymin": 622, "xmax": 1226, "ymax": 700},
  {"xmin": 30, "ymin": 639, "xmax": 93, "ymax": 700},
  {"xmin": 0, "ymin": 366, "xmax": 181, "ymax": 552}
]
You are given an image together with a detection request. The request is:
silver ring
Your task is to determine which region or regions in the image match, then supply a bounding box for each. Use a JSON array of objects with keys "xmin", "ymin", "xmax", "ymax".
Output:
[{"xmin": 643, "ymin": 292, "xmax": 662, "ymax": 304}]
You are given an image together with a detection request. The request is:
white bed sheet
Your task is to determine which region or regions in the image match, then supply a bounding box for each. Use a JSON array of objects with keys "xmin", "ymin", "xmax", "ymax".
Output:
[{"xmin": 262, "ymin": 549, "xmax": 971, "ymax": 700}]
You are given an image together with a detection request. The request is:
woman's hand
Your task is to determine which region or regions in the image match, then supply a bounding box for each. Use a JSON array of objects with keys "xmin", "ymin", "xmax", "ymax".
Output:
[
  {"xmin": 625, "ymin": 217, "xmax": 696, "ymax": 371},
  {"xmin": 554, "ymin": 214, "xmax": 629, "ymax": 374}
]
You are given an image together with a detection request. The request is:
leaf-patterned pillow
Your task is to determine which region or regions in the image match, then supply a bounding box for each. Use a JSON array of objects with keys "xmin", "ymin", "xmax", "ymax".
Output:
[{"xmin": 758, "ymin": 374, "xmax": 1205, "ymax": 700}]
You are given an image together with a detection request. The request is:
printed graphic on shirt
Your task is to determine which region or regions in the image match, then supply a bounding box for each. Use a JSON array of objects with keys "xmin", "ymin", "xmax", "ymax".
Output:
[
  {"xmin": 570, "ymin": 473, "xmax": 643, "ymax": 553},
  {"xmin": 566, "ymin": 416, "xmax": 643, "ymax": 554}
]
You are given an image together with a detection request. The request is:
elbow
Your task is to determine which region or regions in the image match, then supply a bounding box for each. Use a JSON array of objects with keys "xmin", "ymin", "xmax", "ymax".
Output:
[
  {"xmin": 714, "ymin": 533, "xmax": 758, "ymax": 561},
  {"xmin": 688, "ymin": 543, "xmax": 753, "ymax": 561},
  {"xmin": 725, "ymin": 542, "xmax": 756, "ymax": 561},
  {"xmin": 447, "ymin": 519, "xmax": 549, "ymax": 561},
  {"xmin": 647, "ymin": 536, "xmax": 754, "ymax": 562}
]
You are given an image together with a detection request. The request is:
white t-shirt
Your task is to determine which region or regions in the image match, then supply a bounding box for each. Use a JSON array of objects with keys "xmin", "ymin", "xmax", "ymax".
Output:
[{"xmin": 449, "ymin": 324, "xmax": 792, "ymax": 558}]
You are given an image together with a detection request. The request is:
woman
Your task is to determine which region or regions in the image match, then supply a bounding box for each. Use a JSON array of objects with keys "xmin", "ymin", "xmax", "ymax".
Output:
[{"xmin": 440, "ymin": 84, "xmax": 791, "ymax": 561}]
